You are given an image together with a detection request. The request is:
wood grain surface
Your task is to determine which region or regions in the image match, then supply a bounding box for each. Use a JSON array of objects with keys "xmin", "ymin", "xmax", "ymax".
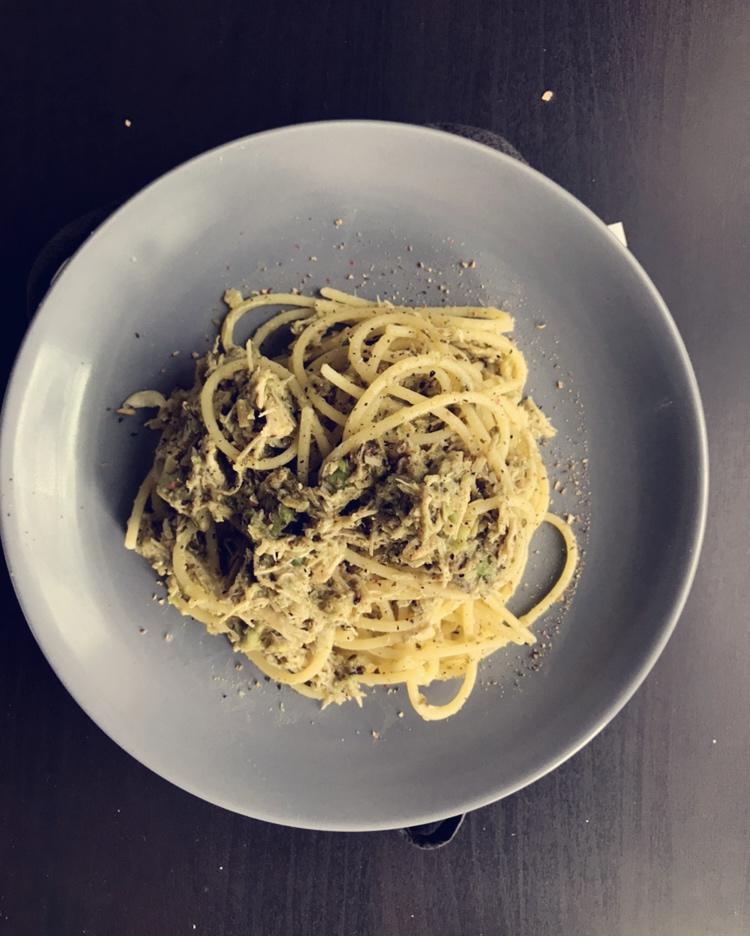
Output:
[{"xmin": 1, "ymin": 1, "xmax": 749, "ymax": 934}]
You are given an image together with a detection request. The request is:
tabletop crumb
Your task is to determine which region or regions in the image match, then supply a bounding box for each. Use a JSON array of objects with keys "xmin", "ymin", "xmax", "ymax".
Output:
[
  {"xmin": 138, "ymin": 627, "xmax": 147, "ymax": 635},
  {"xmin": 163, "ymin": 632, "xmax": 173, "ymax": 642},
  {"xmin": 171, "ymin": 350, "xmax": 180, "ymax": 358},
  {"xmin": 541, "ymin": 89, "xmax": 555, "ymax": 103},
  {"xmin": 397, "ymin": 711, "xmax": 404, "ymax": 719},
  {"xmin": 371, "ymin": 730, "xmax": 381, "ymax": 740},
  {"xmin": 334, "ymin": 218, "xmax": 344, "ymax": 227},
  {"xmin": 459, "ymin": 259, "xmax": 477, "ymax": 269},
  {"xmin": 124, "ymin": 118, "xmax": 132, "ymax": 127},
  {"xmin": 556, "ymin": 380, "xmax": 565, "ymax": 389},
  {"xmin": 535, "ymin": 322, "xmax": 547, "ymax": 330}
]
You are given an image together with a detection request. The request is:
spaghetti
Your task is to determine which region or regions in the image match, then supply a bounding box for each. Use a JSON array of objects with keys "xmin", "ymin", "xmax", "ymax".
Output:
[{"xmin": 125, "ymin": 287, "xmax": 577, "ymax": 720}]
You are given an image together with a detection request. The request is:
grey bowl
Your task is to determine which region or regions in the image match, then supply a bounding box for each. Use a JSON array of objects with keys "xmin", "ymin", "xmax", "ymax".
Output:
[{"xmin": 0, "ymin": 121, "xmax": 707, "ymax": 831}]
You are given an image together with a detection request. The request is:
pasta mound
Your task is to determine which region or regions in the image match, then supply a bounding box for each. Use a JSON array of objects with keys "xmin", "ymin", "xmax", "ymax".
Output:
[{"xmin": 125, "ymin": 287, "xmax": 576, "ymax": 720}]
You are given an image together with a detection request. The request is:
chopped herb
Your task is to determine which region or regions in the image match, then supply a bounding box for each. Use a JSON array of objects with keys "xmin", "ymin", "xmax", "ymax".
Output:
[
  {"xmin": 326, "ymin": 459, "xmax": 351, "ymax": 490},
  {"xmin": 269, "ymin": 504, "xmax": 296, "ymax": 537},
  {"xmin": 475, "ymin": 559, "xmax": 492, "ymax": 580},
  {"xmin": 291, "ymin": 557, "xmax": 305, "ymax": 567}
]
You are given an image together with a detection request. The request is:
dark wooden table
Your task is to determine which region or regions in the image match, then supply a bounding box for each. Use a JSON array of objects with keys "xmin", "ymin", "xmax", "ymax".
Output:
[{"xmin": 2, "ymin": 2, "xmax": 749, "ymax": 934}]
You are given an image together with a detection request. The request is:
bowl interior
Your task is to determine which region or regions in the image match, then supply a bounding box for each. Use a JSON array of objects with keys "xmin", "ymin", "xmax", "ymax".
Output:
[{"xmin": 0, "ymin": 122, "xmax": 706, "ymax": 830}]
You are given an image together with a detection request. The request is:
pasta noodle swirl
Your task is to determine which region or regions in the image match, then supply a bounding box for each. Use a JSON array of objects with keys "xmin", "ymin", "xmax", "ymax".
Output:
[{"xmin": 125, "ymin": 287, "xmax": 576, "ymax": 720}]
